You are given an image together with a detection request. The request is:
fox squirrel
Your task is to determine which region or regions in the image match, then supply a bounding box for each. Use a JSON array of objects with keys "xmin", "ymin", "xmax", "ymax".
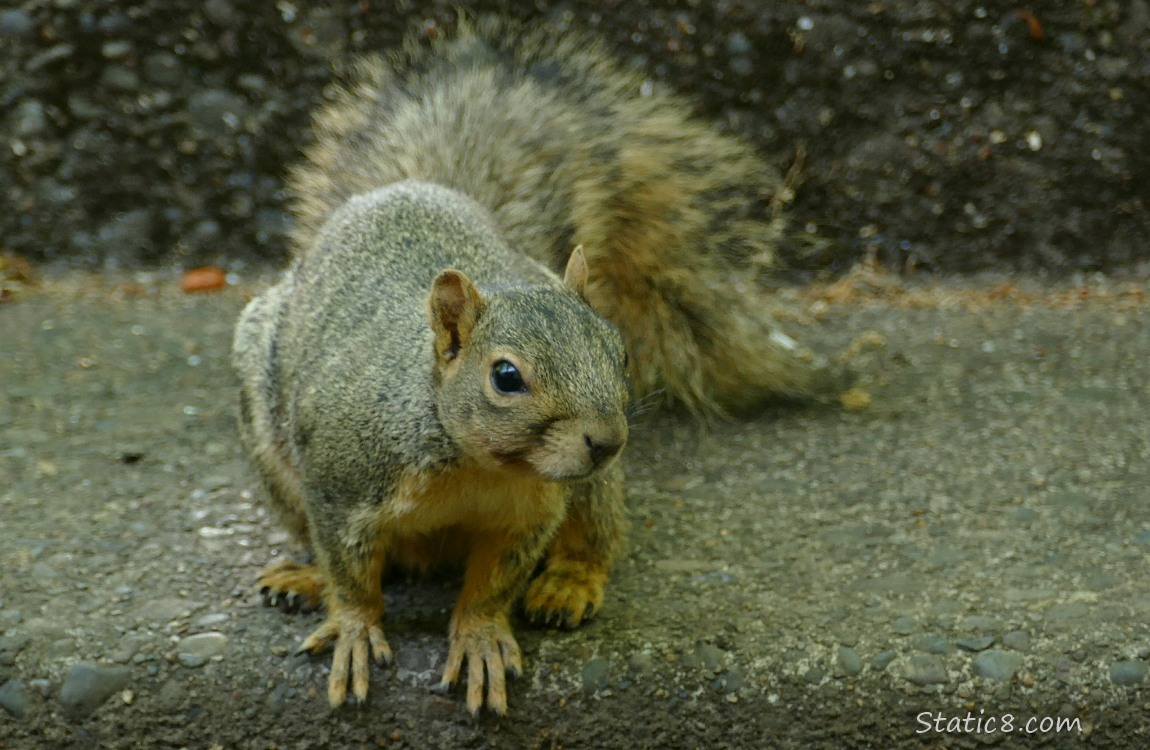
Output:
[{"xmin": 233, "ymin": 19, "xmax": 836, "ymax": 715}]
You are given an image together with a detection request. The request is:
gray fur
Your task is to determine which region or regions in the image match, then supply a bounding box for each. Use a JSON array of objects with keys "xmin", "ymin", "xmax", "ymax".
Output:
[{"xmin": 233, "ymin": 181, "xmax": 628, "ymax": 565}]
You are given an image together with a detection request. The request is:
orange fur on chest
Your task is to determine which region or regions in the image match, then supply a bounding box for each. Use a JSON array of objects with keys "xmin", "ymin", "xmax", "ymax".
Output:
[{"xmin": 349, "ymin": 460, "xmax": 567, "ymax": 572}]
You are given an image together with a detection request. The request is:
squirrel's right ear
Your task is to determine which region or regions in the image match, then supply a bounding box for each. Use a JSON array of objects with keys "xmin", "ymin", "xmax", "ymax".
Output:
[
  {"xmin": 428, "ymin": 269, "xmax": 485, "ymax": 362},
  {"xmin": 563, "ymin": 245, "xmax": 590, "ymax": 301}
]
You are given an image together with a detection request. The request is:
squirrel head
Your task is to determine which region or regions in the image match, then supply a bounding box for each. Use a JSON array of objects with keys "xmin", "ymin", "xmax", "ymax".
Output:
[{"xmin": 427, "ymin": 247, "xmax": 629, "ymax": 481}]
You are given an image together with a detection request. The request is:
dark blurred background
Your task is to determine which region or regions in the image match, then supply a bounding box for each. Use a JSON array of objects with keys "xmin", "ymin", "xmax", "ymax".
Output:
[{"xmin": 2, "ymin": 0, "xmax": 1147, "ymax": 276}]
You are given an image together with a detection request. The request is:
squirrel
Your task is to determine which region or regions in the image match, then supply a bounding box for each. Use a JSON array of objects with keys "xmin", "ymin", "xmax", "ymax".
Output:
[
  {"xmin": 234, "ymin": 181, "xmax": 628, "ymax": 715},
  {"xmin": 233, "ymin": 18, "xmax": 839, "ymax": 715}
]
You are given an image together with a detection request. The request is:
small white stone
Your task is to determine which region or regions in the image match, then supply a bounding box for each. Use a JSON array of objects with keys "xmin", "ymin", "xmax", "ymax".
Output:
[{"xmin": 177, "ymin": 632, "xmax": 228, "ymax": 662}]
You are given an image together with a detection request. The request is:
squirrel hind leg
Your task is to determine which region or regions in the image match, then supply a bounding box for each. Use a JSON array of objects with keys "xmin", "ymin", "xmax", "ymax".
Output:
[
  {"xmin": 257, "ymin": 559, "xmax": 327, "ymax": 614},
  {"xmin": 523, "ymin": 560, "xmax": 607, "ymax": 629}
]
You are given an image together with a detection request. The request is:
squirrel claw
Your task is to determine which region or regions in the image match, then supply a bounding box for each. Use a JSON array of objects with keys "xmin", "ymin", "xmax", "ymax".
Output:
[
  {"xmin": 297, "ymin": 620, "xmax": 340, "ymax": 655},
  {"xmin": 274, "ymin": 591, "xmax": 320, "ymax": 615},
  {"xmin": 530, "ymin": 608, "xmax": 573, "ymax": 629},
  {"xmin": 523, "ymin": 561, "xmax": 605, "ymax": 630},
  {"xmin": 440, "ymin": 615, "xmax": 521, "ymax": 716},
  {"xmin": 297, "ymin": 610, "xmax": 391, "ymax": 708},
  {"xmin": 256, "ymin": 559, "xmax": 326, "ymax": 615}
]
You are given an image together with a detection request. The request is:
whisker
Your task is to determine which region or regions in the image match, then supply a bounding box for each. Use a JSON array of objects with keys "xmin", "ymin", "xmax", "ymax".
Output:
[{"xmin": 626, "ymin": 389, "xmax": 665, "ymax": 423}]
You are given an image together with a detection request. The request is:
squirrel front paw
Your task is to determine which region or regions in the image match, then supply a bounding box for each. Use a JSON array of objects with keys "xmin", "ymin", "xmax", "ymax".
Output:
[
  {"xmin": 437, "ymin": 614, "xmax": 522, "ymax": 716},
  {"xmin": 297, "ymin": 603, "xmax": 392, "ymax": 707},
  {"xmin": 523, "ymin": 559, "xmax": 606, "ymax": 629},
  {"xmin": 257, "ymin": 559, "xmax": 326, "ymax": 614}
]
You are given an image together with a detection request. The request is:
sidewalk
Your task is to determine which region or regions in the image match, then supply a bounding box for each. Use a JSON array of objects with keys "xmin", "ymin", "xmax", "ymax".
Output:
[{"xmin": 1, "ymin": 271, "xmax": 1147, "ymax": 748}]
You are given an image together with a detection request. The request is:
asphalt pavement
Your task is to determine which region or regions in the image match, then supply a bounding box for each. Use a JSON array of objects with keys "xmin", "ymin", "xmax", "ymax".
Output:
[{"xmin": 1, "ymin": 269, "xmax": 1148, "ymax": 748}]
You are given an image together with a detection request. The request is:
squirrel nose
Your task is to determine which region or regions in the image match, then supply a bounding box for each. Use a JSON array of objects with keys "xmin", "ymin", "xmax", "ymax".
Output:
[{"xmin": 583, "ymin": 434, "xmax": 624, "ymax": 465}]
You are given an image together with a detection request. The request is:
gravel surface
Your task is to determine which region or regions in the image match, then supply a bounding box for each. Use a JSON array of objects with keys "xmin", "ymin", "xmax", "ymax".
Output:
[
  {"xmin": 2, "ymin": 1, "xmax": 1149, "ymax": 274},
  {"xmin": 2, "ymin": 271, "xmax": 1149, "ymax": 747}
]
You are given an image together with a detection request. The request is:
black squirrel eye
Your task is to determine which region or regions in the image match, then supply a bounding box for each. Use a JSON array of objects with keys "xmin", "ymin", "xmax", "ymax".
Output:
[
  {"xmin": 491, "ymin": 359, "xmax": 527, "ymax": 395},
  {"xmin": 623, "ymin": 352, "xmax": 630, "ymax": 369}
]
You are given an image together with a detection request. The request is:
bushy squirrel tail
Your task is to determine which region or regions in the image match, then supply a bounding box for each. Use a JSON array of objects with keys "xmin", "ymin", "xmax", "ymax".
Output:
[
  {"xmin": 542, "ymin": 63, "xmax": 847, "ymax": 416},
  {"xmin": 577, "ymin": 234, "xmax": 845, "ymax": 418}
]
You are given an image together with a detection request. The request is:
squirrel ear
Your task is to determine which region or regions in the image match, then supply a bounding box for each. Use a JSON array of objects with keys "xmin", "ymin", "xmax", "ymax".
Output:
[
  {"xmin": 428, "ymin": 269, "xmax": 484, "ymax": 362},
  {"xmin": 562, "ymin": 245, "xmax": 589, "ymax": 300}
]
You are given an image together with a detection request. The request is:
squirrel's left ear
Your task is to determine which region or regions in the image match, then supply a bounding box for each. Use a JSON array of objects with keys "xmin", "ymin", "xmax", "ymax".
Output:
[
  {"xmin": 428, "ymin": 269, "xmax": 485, "ymax": 362},
  {"xmin": 562, "ymin": 245, "xmax": 589, "ymax": 300}
]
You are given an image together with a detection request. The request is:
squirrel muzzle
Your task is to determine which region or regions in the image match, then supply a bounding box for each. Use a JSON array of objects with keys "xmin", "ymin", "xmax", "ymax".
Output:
[{"xmin": 526, "ymin": 413, "xmax": 628, "ymax": 481}]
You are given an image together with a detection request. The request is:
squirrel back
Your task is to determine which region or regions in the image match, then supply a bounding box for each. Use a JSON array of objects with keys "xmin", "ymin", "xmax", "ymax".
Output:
[{"xmin": 288, "ymin": 19, "xmax": 840, "ymax": 417}]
